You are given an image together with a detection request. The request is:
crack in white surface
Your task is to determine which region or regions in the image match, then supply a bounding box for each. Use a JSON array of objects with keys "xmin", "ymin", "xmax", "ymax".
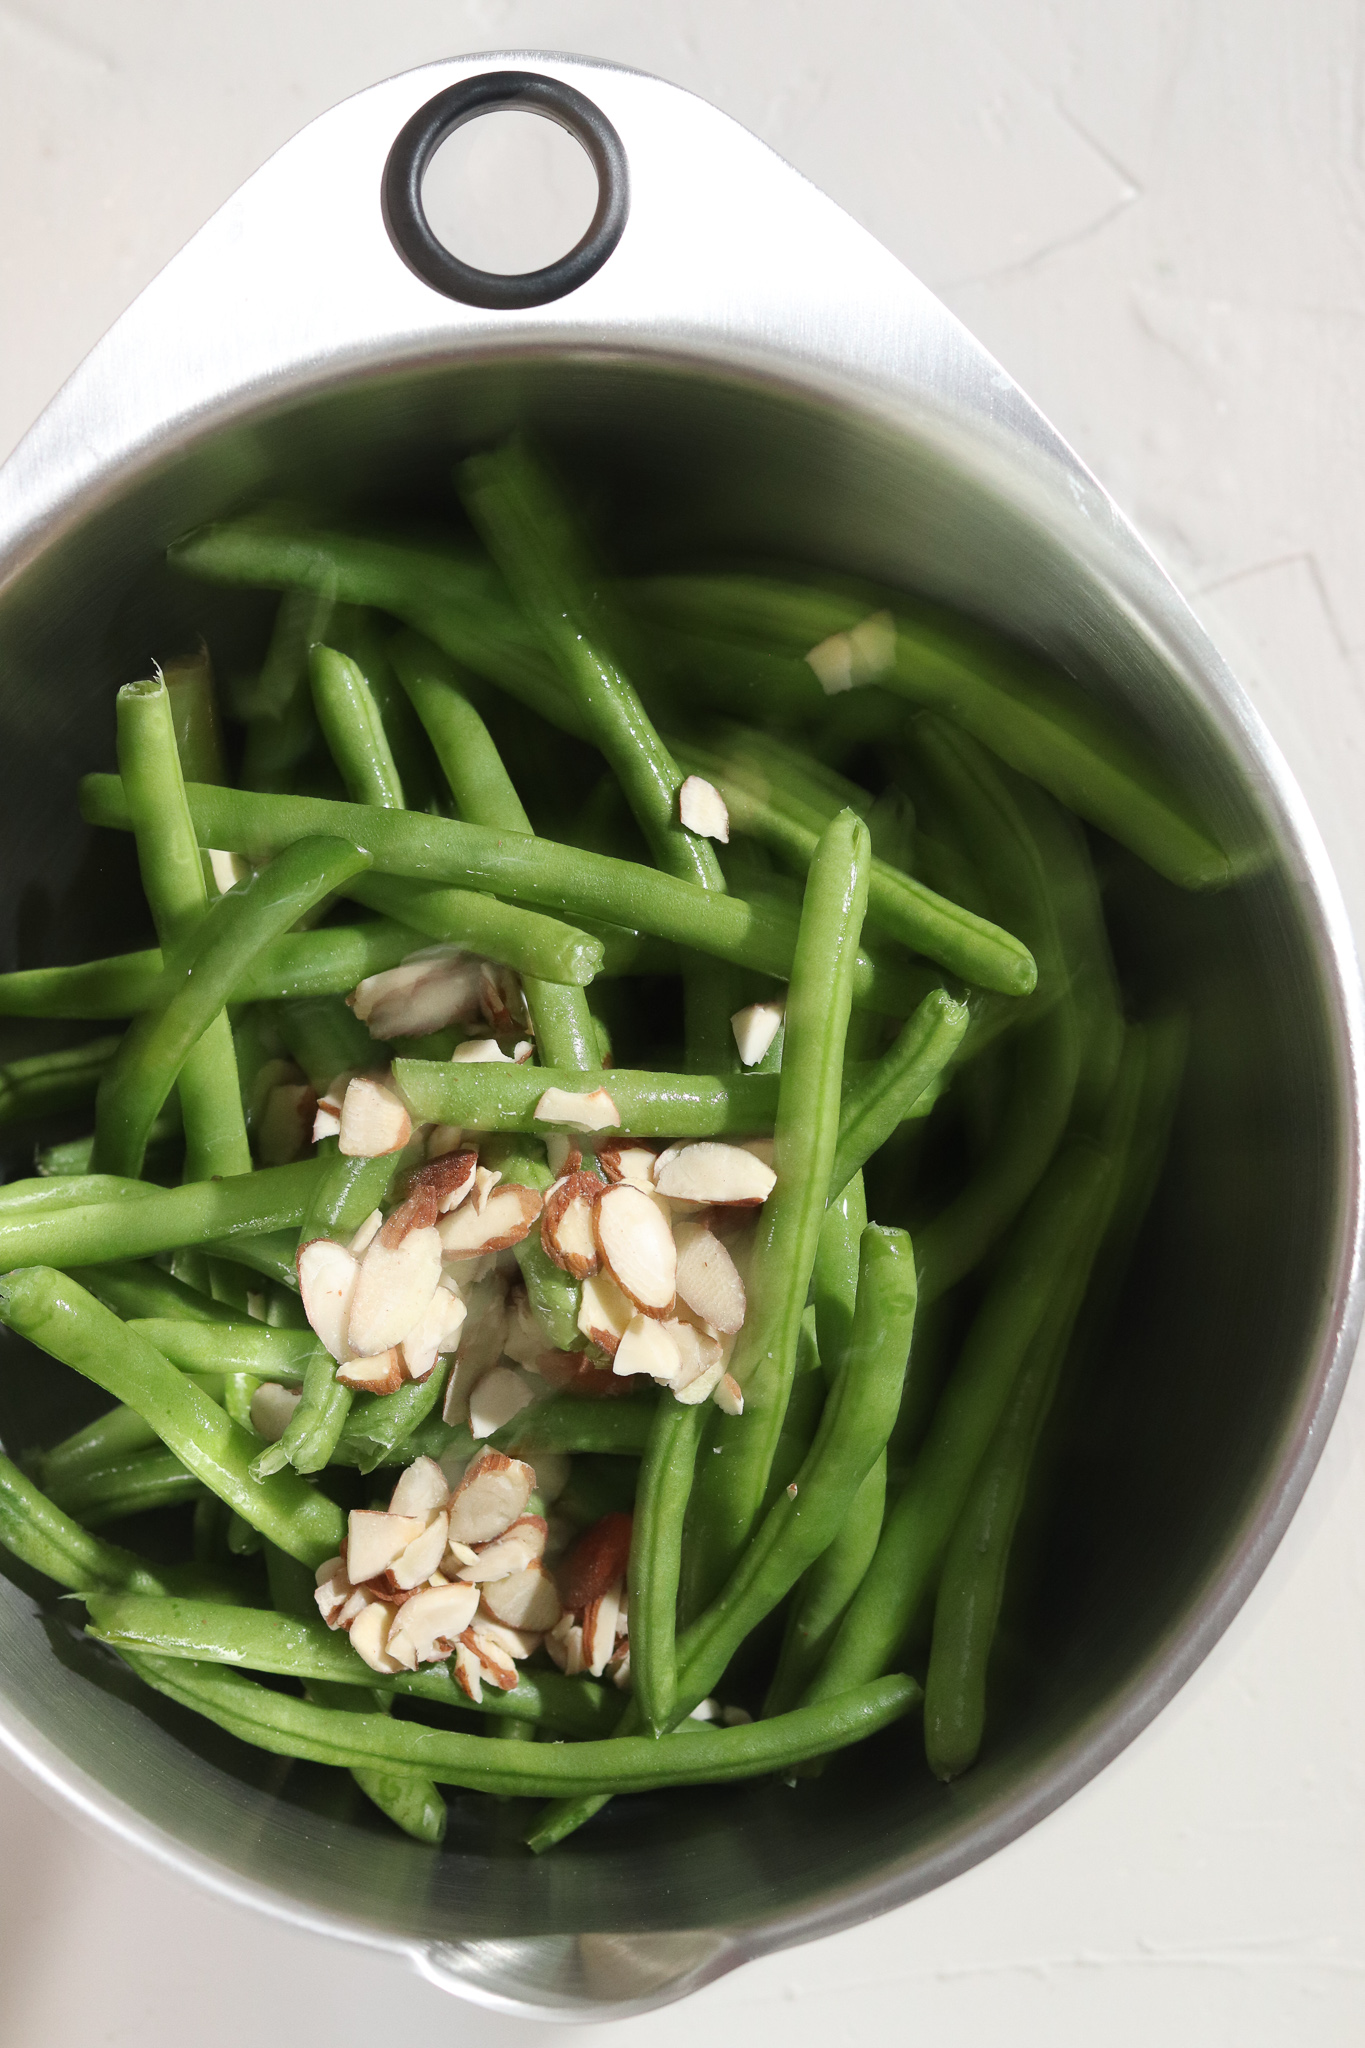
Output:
[{"xmin": 1200, "ymin": 550, "xmax": 1355, "ymax": 662}]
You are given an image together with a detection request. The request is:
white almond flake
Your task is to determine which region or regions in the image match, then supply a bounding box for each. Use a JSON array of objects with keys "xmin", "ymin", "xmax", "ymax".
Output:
[
  {"xmin": 666, "ymin": 1316, "xmax": 725, "ymax": 1393},
  {"xmin": 249, "ymin": 1382, "xmax": 301, "ymax": 1443},
  {"xmin": 545, "ymin": 1613, "xmax": 586, "ymax": 1676},
  {"xmin": 654, "ymin": 1141, "xmax": 776, "ymax": 1208},
  {"xmin": 297, "ymin": 1238, "xmax": 360, "ymax": 1363},
  {"xmin": 390, "ymin": 1509, "xmax": 451, "ymax": 1590},
  {"xmin": 351, "ymin": 948, "xmax": 485, "ymax": 1040},
  {"xmin": 401, "ymin": 1283, "xmax": 467, "ymax": 1382},
  {"xmin": 613, "ymin": 1314, "xmax": 683, "ymax": 1385},
  {"xmin": 480, "ymin": 1560, "xmax": 563, "ymax": 1633},
  {"xmin": 533, "ymin": 1452, "xmax": 570, "ymax": 1505},
  {"xmin": 534, "ymin": 1085, "xmax": 620, "ymax": 1132},
  {"xmin": 257, "ymin": 1081, "xmax": 317, "ymax": 1166},
  {"xmin": 678, "ymin": 774, "xmax": 730, "ymax": 843},
  {"xmin": 313, "ymin": 1558, "xmax": 354, "ymax": 1628},
  {"xmin": 468, "ymin": 1364, "xmax": 536, "ymax": 1440},
  {"xmin": 427, "ymin": 1122, "xmax": 465, "ymax": 1158},
  {"xmin": 438, "ymin": 1183, "xmax": 542, "ymax": 1258},
  {"xmin": 472, "ymin": 1617, "xmax": 542, "ymax": 1661},
  {"xmin": 540, "ymin": 1171, "xmax": 602, "ymax": 1277},
  {"xmin": 208, "ymin": 848, "xmax": 252, "ymax": 894},
  {"xmin": 349, "ymin": 1600, "xmax": 403, "ymax": 1674},
  {"xmin": 450, "ymin": 1037, "xmax": 514, "ymax": 1064},
  {"xmin": 471, "ymin": 1164, "xmax": 502, "ymax": 1212},
  {"xmin": 456, "ymin": 1515, "xmax": 547, "ymax": 1584},
  {"xmin": 805, "ymin": 630, "xmax": 856, "ymax": 695},
  {"xmin": 336, "ymin": 1351, "xmax": 405, "ymax": 1395},
  {"xmin": 338, "ymin": 1072, "xmax": 411, "ymax": 1158},
  {"xmin": 312, "ymin": 1100, "xmax": 342, "ymax": 1144},
  {"xmin": 847, "ymin": 609, "xmax": 896, "ymax": 681},
  {"xmin": 583, "ymin": 1582, "xmax": 622, "ymax": 1678},
  {"xmin": 713, "ymin": 1371, "xmax": 744, "ymax": 1416},
  {"xmin": 388, "ymin": 1456, "xmax": 451, "ymax": 1520},
  {"xmin": 452, "ymin": 1638, "xmax": 485, "ymax": 1702},
  {"xmin": 446, "ymin": 1448, "xmax": 536, "ymax": 1546},
  {"xmin": 673, "ymin": 1220, "xmax": 747, "ymax": 1335},
  {"xmin": 740, "ymin": 1138, "xmax": 776, "ymax": 1170},
  {"xmin": 386, "ymin": 1581, "xmax": 479, "ymax": 1666},
  {"xmin": 673, "ymin": 1351, "xmax": 727, "ymax": 1407},
  {"xmin": 347, "ymin": 1209, "xmax": 383, "ymax": 1258},
  {"xmin": 462, "ymin": 1626, "xmax": 519, "ymax": 1693},
  {"xmin": 730, "ymin": 997, "xmax": 785, "ymax": 1068},
  {"xmin": 689, "ymin": 1697, "xmax": 722, "ymax": 1722},
  {"xmin": 721, "ymin": 1704, "xmax": 753, "ymax": 1726},
  {"xmin": 577, "ymin": 1269, "xmax": 635, "ymax": 1357},
  {"xmin": 596, "ymin": 1142, "xmax": 658, "ymax": 1189},
  {"xmin": 594, "ymin": 1183, "xmax": 677, "ymax": 1317},
  {"xmin": 347, "ymin": 1509, "xmax": 427, "ymax": 1584},
  {"xmin": 347, "ymin": 1225, "xmax": 443, "ymax": 1357},
  {"xmin": 612, "ymin": 1649, "xmax": 632, "ymax": 1691}
]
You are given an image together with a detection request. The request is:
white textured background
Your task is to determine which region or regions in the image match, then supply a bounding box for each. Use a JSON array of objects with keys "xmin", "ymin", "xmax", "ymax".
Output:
[{"xmin": 3, "ymin": 3, "xmax": 1365, "ymax": 2041}]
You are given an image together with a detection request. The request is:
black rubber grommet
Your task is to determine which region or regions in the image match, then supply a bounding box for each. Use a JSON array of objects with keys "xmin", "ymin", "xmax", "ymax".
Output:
[{"xmin": 381, "ymin": 71, "xmax": 629, "ymax": 309}]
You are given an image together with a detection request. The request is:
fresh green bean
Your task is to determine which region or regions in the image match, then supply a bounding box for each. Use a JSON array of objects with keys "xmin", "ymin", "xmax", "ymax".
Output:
[
  {"xmin": 345, "ymin": 872, "xmax": 602, "ymax": 989},
  {"xmin": 117, "ymin": 1647, "xmax": 918, "ymax": 1798},
  {"xmin": 828, "ymin": 988, "xmax": 969, "ymax": 1203},
  {"xmin": 36, "ymin": 1107, "xmax": 182, "ymax": 1178},
  {"xmin": 67, "ymin": 1259, "xmax": 247, "ymax": 1325},
  {"xmin": 764, "ymin": 1455, "xmax": 887, "ymax": 1715},
  {"xmin": 160, "ymin": 642, "xmax": 227, "ymax": 788},
  {"xmin": 0, "ymin": 1450, "xmax": 173, "ymax": 1593},
  {"xmin": 479, "ymin": 1136, "xmax": 581, "ymax": 1351},
  {"xmin": 87, "ymin": 1590, "xmax": 622, "ymax": 1737},
  {"xmin": 629, "ymin": 1400, "xmax": 709, "ymax": 1733},
  {"xmin": 391, "ymin": 1059, "xmax": 780, "ymax": 1137},
  {"xmin": 0, "ymin": 1036, "xmax": 123, "ymax": 1128},
  {"xmin": 116, "ymin": 676, "xmax": 252, "ymax": 1181},
  {"xmin": 33, "ymin": 1402, "xmax": 161, "ymax": 1491},
  {"xmin": 126, "ymin": 1317, "xmax": 315, "ymax": 1382},
  {"xmin": 79, "ymin": 776, "xmax": 921, "ymax": 1014},
  {"xmin": 298, "ymin": 1141, "xmax": 396, "ymax": 1249},
  {"xmin": 240, "ymin": 583, "xmax": 332, "ymax": 791},
  {"xmin": 93, "ymin": 838, "xmax": 368, "ymax": 1177},
  {"xmin": 272, "ymin": 995, "xmax": 375, "ymax": 1094},
  {"xmin": 684, "ymin": 811, "xmax": 871, "ymax": 1608},
  {"xmin": 0, "ymin": 1268, "xmax": 344, "ymax": 1565},
  {"xmin": 461, "ymin": 442, "xmax": 727, "ymax": 892},
  {"xmin": 806, "ymin": 1140, "xmax": 1111, "ymax": 1706},
  {"xmin": 0, "ymin": 1161, "xmax": 321, "ymax": 1272},
  {"xmin": 333, "ymin": 1362, "xmax": 448, "ymax": 1475},
  {"xmin": 46, "ymin": 1443, "xmax": 201, "ymax": 1528},
  {"xmin": 492, "ymin": 1395, "xmax": 654, "ymax": 1461},
  {"xmin": 812, "ymin": 1172, "xmax": 867, "ymax": 1390},
  {"xmin": 200, "ymin": 1228, "xmax": 304, "ymax": 1292},
  {"xmin": 309, "ymin": 643, "xmax": 406, "ymax": 809}
]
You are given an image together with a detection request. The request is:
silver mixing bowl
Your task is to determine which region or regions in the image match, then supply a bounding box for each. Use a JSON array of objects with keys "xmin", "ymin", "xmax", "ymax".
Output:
[{"xmin": 0, "ymin": 52, "xmax": 1360, "ymax": 2022}]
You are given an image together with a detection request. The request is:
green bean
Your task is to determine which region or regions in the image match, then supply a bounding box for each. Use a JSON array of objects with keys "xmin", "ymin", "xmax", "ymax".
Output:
[
  {"xmin": 390, "ymin": 633, "xmax": 598, "ymax": 1069},
  {"xmin": 67, "ymin": 1259, "xmax": 247, "ymax": 1325},
  {"xmin": 629, "ymin": 1400, "xmax": 708, "ymax": 1733},
  {"xmin": 160, "ymin": 641, "xmax": 227, "ymax": 787},
  {"xmin": 678, "ymin": 738, "xmax": 1035, "ymax": 996},
  {"xmin": 684, "ymin": 811, "xmax": 870, "ymax": 1608},
  {"xmin": 492, "ymin": 1394, "xmax": 654, "ymax": 1461},
  {"xmin": 829, "ymin": 988, "xmax": 969, "ymax": 1203},
  {"xmin": 0, "ymin": 1268, "xmax": 343, "ymax": 1565},
  {"xmin": 392, "ymin": 1058, "xmax": 780, "ymax": 1137},
  {"xmin": 92, "ymin": 838, "xmax": 368, "ymax": 1177},
  {"xmin": 0, "ymin": 1450, "xmax": 174, "ymax": 1593},
  {"xmin": 344, "ymin": 873, "xmax": 602, "ymax": 990},
  {"xmin": 117, "ymin": 1645, "xmax": 917, "ymax": 1799},
  {"xmin": 0, "ymin": 1035, "xmax": 122, "ymax": 1127},
  {"xmin": 462, "ymin": 442, "xmax": 727, "ymax": 893},
  {"xmin": 240, "ymin": 584, "xmax": 333, "ymax": 791},
  {"xmin": 0, "ymin": 1160, "xmax": 319, "ymax": 1273},
  {"xmin": 36, "ymin": 1107, "xmax": 182, "ymax": 1179},
  {"xmin": 116, "ymin": 677, "xmax": 252, "ymax": 1181},
  {"xmin": 272, "ymin": 995, "xmax": 374, "ymax": 1094},
  {"xmin": 299, "ymin": 1141, "xmax": 397, "ymax": 1249},
  {"xmin": 127, "ymin": 1319, "xmax": 318, "ymax": 1382},
  {"xmin": 200, "ymin": 1228, "xmax": 304, "ymax": 1292},
  {"xmin": 764, "ymin": 1455, "xmax": 887, "ymax": 1715},
  {"xmin": 87, "ymin": 1590, "xmax": 621, "ymax": 1737},
  {"xmin": 79, "ymin": 776, "xmax": 920, "ymax": 1014},
  {"xmin": 812, "ymin": 1172, "xmax": 867, "ymax": 1390},
  {"xmin": 479, "ymin": 1136, "xmax": 580, "ymax": 1351},
  {"xmin": 624, "ymin": 573, "xmax": 1230, "ymax": 889},
  {"xmin": 333, "ymin": 1362, "xmax": 448, "ymax": 1475},
  {"xmin": 46, "ymin": 1443, "xmax": 201, "ymax": 1528},
  {"xmin": 806, "ymin": 1140, "xmax": 1110, "ymax": 1705},
  {"xmin": 34, "ymin": 1402, "xmax": 161, "ymax": 1491},
  {"xmin": 309, "ymin": 643, "xmax": 406, "ymax": 808}
]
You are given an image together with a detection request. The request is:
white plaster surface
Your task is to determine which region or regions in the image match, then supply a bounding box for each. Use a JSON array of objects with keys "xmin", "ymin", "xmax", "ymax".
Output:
[{"xmin": 3, "ymin": 2, "xmax": 1365, "ymax": 2040}]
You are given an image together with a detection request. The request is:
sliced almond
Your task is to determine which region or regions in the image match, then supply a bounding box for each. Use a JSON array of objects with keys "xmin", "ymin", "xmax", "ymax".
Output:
[
  {"xmin": 740, "ymin": 1137, "xmax": 775, "ymax": 1171},
  {"xmin": 654, "ymin": 1141, "xmax": 776, "ymax": 1208},
  {"xmin": 713, "ymin": 1371, "xmax": 744, "ymax": 1417},
  {"xmin": 673, "ymin": 1219, "xmax": 747, "ymax": 1334},
  {"xmin": 673, "ymin": 1355, "xmax": 727, "ymax": 1406},
  {"xmin": 545, "ymin": 1612, "xmax": 586, "ymax": 1676},
  {"xmin": 596, "ymin": 1142, "xmax": 658, "ymax": 1189},
  {"xmin": 848, "ymin": 608, "xmax": 897, "ymax": 681},
  {"xmin": 535, "ymin": 1348, "xmax": 637, "ymax": 1398},
  {"xmin": 338, "ymin": 1072, "xmax": 411, "ymax": 1158},
  {"xmin": 406, "ymin": 1149, "xmax": 478, "ymax": 1215},
  {"xmin": 209, "ymin": 847, "xmax": 252, "ymax": 893},
  {"xmin": 545, "ymin": 1134, "xmax": 582, "ymax": 1177},
  {"xmin": 377, "ymin": 1185, "xmax": 439, "ymax": 1246},
  {"xmin": 805, "ymin": 630, "xmax": 856, "ymax": 695},
  {"xmin": 540, "ymin": 1171, "xmax": 603, "ymax": 1277},
  {"xmin": 471, "ymin": 1616, "xmax": 543, "ymax": 1661},
  {"xmin": 533, "ymin": 1086, "xmax": 620, "ymax": 1132},
  {"xmin": 558, "ymin": 1511, "xmax": 633, "ymax": 1612},
  {"xmin": 468, "ymin": 1363, "xmax": 536, "ymax": 1441},
  {"xmin": 446, "ymin": 1449, "xmax": 536, "ymax": 1546},
  {"xmin": 533, "ymin": 1451, "xmax": 571, "ymax": 1505},
  {"xmin": 678, "ymin": 774, "xmax": 730, "ymax": 842},
  {"xmin": 452, "ymin": 1637, "xmax": 486, "ymax": 1702},
  {"xmin": 479, "ymin": 961, "xmax": 526, "ymax": 1035},
  {"xmin": 296, "ymin": 1238, "xmax": 360, "ymax": 1363},
  {"xmin": 388, "ymin": 1455, "xmax": 450, "ymax": 1520},
  {"xmin": 347, "ymin": 1208, "xmax": 383, "ymax": 1257},
  {"xmin": 471, "ymin": 1164, "xmax": 502, "ymax": 1212},
  {"xmin": 502, "ymin": 1286, "xmax": 556, "ymax": 1373},
  {"xmin": 347, "ymin": 1224, "xmax": 443, "ymax": 1356},
  {"xmin": 248, "ymin": 1381, "xmax": 301, "ymax": 1443},
  {"xmin": 612, "ymin": 1647, "xmax": 632, "ymax": 1691},
  {"xmin": 385, "ymin": 1580, "xmax": 479, "ymax": 1665},
  {"xmin": 312, "ymin": 1098, "xmax": 343, "ymax": 1144},
  {"xmin": 427, "ymin": 1122, "xmax": 465, "ymax": 1159},
  {"xmin": 461, "ymin": 1626, "xmax": 519, "ymax": 1693},
  {"xmin": 450, "ymin": 1036, "xmax": 514, "ymax": 1064},
  {"xmin": 257, "ymin": 1081, "xmax": 318, "ymax": 1166},
  {"xmin": 390, "ymin": 1509, "xmax": 451, "ymax": 1590},
  {"xmin": 350, "ymin": 948, "xmax": 485, "ymax": 1039},
  {"xmin": 668, "ymin": 1316, "xmax": 726, "ymax": 1391},
  {"xmin": 347, "ymin": 1509, "xmax": 427, "ymax": 1584},
  {"xmin": 480, "ymin": 1559, "xmax": 563, "ymax": 1633},
  {"xmin": 456, "ymin": 1515, "xmax": 547, "ymax": 1584},
  {"xmin": 612, "ymin": 1314, "xmax": 682, "ymax": 1385},
  {"xmin": 349, "ymin": 1599, "xmax": 402, "ymax": 1674},
  {"xmin": 336, "ymin": 1350, "xmax": 405, "ymax": 1396},
  {"xmin": 314, "ymin": 1559, "xmax": 356, "ymax": 1628},
  {"xmin": 438, "ymin": 1182, "xmax": 542, "ymax": 1257},
  {"xmin": 594, "ymin": 1183, "xmax": 676, "ymax": 1318},
  {"xmin": 730, "ymin": 997, "xmax": 785, "ymax": 1069},
  {"xmin": 583, "ymin": 1581, "xmax": 622, "ymax": 1677},
  {"xmin": 576, "ymin": 1269, "xmax": 634, "ymax": 1357}
]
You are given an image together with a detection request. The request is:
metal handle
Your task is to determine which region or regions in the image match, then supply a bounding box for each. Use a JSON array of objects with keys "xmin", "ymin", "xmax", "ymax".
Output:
[{"xmin": 381, "ymin": 70, "xmax": 629, "ymax": 309}]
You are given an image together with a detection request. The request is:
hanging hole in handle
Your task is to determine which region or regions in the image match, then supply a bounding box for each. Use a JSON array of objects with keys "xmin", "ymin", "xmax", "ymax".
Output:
[{"xmin": 382, "ymin": 72, "xmax": 629, "ymax": 310}]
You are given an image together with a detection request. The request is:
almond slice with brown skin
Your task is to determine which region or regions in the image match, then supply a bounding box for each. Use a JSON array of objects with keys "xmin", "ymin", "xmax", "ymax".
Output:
[
  {"xmin": 378, "ymin": 1184, "xmax": 441, "ymax": 1245},
  {"xmin": 446, "ymin": 1449, "xmax": 536, "ymax": 1546},
  {"xmin": 451, "ymin": 1637, "xmax": 486, "ymax": 1702},
  {"xmin": 533, "ymin": 1085, "xmax": 620, "ymax": 1132},
  {"xmin": 535, "ymin": 1349, "xmax": 637, "ymax": 1398},
  {"xmin": 461, "ymin": 1626, "xmax": 519, "ymax": 1692},
  {"xmin": 456, "ymin": 1515, "xmax": 547, "ymax": 1584},
  {"xmin": 612, "ymin": 1314, "xmax": 682, "ymax": 1384},
  {"xmin": 257, "ymin": 1081, "xmax": 318, "ymax": 1166},
  {"xmin": 405, "ymin": 1149, "xmax": 478, "ymax": 1215},
  {"xmin": 713, "ymin": 1371, "xmax": 744, "ymax": 1416},
  {"xmin": 653, "ymin": 1141, "xmax": 776, "ymax": 1207},
  {"xmin": 478, "ymin": 960, "xmax": 526, "ymax": 1035},
  {"xmin": 540, "ymin": 1171, "xmax": 603, "ymax": 1277},
  {"xmin": 297, "ymin": 1238, "xmax": 360, "ymax": 1363},
  {"xmin": 347, "ymin": 1509, "xmax": 428, "ymax": 1584},
  {"xmin": 385, "ymin": 1580, "xmax": 479, "ymax": 1665},
  {"xmin": 347, "ymin": 1225, "xmax": 443, "ymax": 1356},
  {"xmin": 480, "ymin": 1560, "xmax": 563, "ymax": 1633},
  {"xmin": 583, "ymin": 1580, "xmax": 623, "ymax": 1677},
  {"xmin": 437, "ymin": 1182, "xmax": 542, "ymax": 1258},
  {"xmin": 337, "ymin": 1350, "xmax": 405, "ymax": 1396},
  {"xmin": 576, "ymin": 1270, "xmax": 634, "ymax": 1357},
  {"xmin": 338, "ymin": 1072, "xmax": 412, "ymax": 1157},
  {"xmin": 545, "ymin": 1134, "xmax": 583, "ymax": 1177},
  {"xmin": 350, "ymin": 948, "xmax": 486, "ymax": 1038},
  {"xmin": 594, "ymin": 1183, "xmax": 676, "ymax": 1318},
  {"xmin": 472, "ymin": 1616, "xmax": 543, "ymax": 1661},
  {"xmin": 678, "ymin": 774, "xmax": 730, "ymax": 842},
  {"xmin": 596, "ymin": 1141, "xmax": 659, "ymax": 1189},
  {"xmin": 673, "ymin": 1219, "xmax": 747, "ymax": 1334},
  {"xmin": 557, "ymin": 1511, "xmax": 633, "ymax": 1612},
  {"xmin": 388, "ymin": 1456, "xmax": 450, "ymax": 1519}
]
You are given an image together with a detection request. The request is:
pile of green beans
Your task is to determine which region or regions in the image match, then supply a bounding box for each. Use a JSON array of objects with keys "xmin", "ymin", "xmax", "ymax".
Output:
[{"xmin": 0, "ymin": 440, "xmax": 1199, "ymax": 1851}]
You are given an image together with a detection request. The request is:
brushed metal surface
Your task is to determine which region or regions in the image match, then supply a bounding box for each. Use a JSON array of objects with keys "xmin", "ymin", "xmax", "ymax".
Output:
[{"xmin": 0, "ymin": 52, "xmax": 1359, "ymax": 2021}]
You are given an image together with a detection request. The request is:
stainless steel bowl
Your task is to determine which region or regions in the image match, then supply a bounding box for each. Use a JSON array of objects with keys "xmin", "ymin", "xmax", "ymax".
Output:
[{"xmin": 0, "ymin": 52, "xmax": 1360, "ymax": 2022}]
